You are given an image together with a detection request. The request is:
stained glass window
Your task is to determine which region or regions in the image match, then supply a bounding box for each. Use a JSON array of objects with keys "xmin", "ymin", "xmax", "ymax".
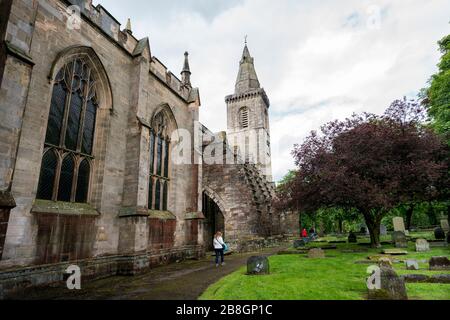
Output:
[
  {"xmin": 57, "ymin": 155, "xmax": 75, "ymax": 202},
  {"xmin": 155, "ymin": 180, "xmax": 161, "ymax": 210},
  {"xmin": 148, "ymin": 112, "xmax": 170, "ymax": 210},
  {"xmin": 36, "ymin": 150, "xmax": 58, "ymax": 200},
  {"xmin": 156, "ymin": 136, "xmax": 162, "ymax": 176},
  {"xmin": 162, "ymin": 181, "xmax": 168, "ymax": 211},
  {"xmin": 36, "ymin": 58, "xmax": 97, "ymax": 203},
  {"xmin": 75, "ymin": 159, "xmax": 90, "ymax": 203}
]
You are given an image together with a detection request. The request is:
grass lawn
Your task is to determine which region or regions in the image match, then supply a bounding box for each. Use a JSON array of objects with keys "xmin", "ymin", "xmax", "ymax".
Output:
[{"xmin": 199, "ymin": 233, "xmax": 450, "ymax": 300}]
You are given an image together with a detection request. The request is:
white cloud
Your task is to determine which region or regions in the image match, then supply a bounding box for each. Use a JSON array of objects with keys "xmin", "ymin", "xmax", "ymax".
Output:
[{"xmin": 99, "ymin": 0, "xmax": 450, "ymax": 181}]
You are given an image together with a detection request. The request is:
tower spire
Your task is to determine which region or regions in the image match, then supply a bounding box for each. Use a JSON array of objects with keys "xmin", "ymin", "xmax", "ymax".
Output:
[
  {"xmin": 124, "ymin": 18, "xmax": 132, "ymax": 34},
  {"xmin": 181, "ymin": 51, "xmax": 191, "ymax": 87},
  {"xmin": 235, "ymin": 43, "xmax": 260, "ymax": 94}
]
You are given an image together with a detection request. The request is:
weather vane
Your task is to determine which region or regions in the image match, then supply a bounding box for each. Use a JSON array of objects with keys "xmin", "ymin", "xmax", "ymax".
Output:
[{"xmin": 245, "ymin": 35, "xmax": 248, "ymax": 45}]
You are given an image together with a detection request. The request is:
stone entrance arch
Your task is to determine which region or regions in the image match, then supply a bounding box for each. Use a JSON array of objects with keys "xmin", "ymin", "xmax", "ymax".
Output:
[{"xmin": 202, "ymin": 188, "xmax": 227, "ymax": 250}]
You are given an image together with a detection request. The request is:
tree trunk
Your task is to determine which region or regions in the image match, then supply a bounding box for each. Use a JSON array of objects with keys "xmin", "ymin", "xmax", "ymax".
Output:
[
  {"xmin": 338, "ymin": 218, "xmax": 343, "ymax": 234},
  {"xmin": 405, "ymin": 204, "xmax": 414, "ymax": 230},
  {"xmin": 363, "ymin": 211, "xmax": 381, "ymax": 248},
  {"xmin": 427, "ymin": 202, "xmax": 437, "ymax": 226}
]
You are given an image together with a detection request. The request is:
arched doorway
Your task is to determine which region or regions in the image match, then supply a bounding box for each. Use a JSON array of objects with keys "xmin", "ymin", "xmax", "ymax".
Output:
[{"xmin": 202, "ymin": 192, "xmax": 225, "ymax": 250}]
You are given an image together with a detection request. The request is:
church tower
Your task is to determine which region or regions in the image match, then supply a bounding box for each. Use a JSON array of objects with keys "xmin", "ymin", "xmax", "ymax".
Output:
[{"xmin": 226, "ymin": 43, "xmax": 272, "ymax": 182}]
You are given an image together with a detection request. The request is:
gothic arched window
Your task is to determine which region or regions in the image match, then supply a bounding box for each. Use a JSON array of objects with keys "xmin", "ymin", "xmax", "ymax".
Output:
[
  {"xmin": 239, "ymin": 107, "xmax": 249, "ymax": 129},
  {"xmin": 148, "ymin": 111, "xmax": 171, "ymax": 211},
  {"xmin": 36, "ymin": 59, "xmax": 97, "ymax": 203}
]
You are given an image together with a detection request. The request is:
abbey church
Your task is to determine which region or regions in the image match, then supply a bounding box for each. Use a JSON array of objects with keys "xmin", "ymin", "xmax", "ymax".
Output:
[{"xmin": 0, "ymin": 0, "xmax": 292, "ymax": 295}]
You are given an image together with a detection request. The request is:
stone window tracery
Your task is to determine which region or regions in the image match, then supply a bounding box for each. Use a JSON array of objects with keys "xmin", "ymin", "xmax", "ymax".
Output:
[
  {"xmin": 37, "ymin": 59, "xmax": 97, "ymax": 203},
  {"xmin": 148, "ymin": 112, "xmax": 170, "ymax": 211}
]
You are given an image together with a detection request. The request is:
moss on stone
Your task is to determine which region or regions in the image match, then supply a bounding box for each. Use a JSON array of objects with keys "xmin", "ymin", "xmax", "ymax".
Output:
[
  {"xmin": 32, "ymin": 199, "xmax": 99, "ymax": 216},
  {"xmin": 148, "ymin": 210, "xmax": 176, "ymax": 220}
]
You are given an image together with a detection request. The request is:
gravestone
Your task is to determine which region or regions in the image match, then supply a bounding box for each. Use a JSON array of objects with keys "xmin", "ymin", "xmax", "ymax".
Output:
[
  {"xmin": 415, "ymin": 239, "xmax": 430, "ymax": 252},
  {"xmin": 308, "ymin": 248, "xmax": 325, "ymax": 259},
  {"xmin": 368, "ymin": 263, "xmax": 408, "ymax": 300},
  {"xmin": 429, "ymin": 256, "xmax": 450, "ymax": 271},
  {"xmin": 358, "ymin": 224, "xmax": 369, "ymax": 235},
  {"xmin": 393, "ymin": 217, "xmax": 406, "ymax": 233},
  {"xmin": 380, "ymin": 225, "xmax": 387, "ymax": 236},
  {"xmin": 293, "ymin": 239, "xmax": 306, "ymax": 248},
  {"xmin": 348, "ymin": 232, "xmax": 357, "ymax": 243},
  {"xmin": 441, "ymin": 219, "xmax": 449, "ymax": 232},
  {"xmin": 405, "ymin": 260, "xmax": 419, "ymax": 271},
  {"xmin": 434, "ymin": 227, "xmax": 445, "ymax": 240},
  {"xmin": 392, "ymin": 231, "xmax": 408, "ymax": 248},
  {"xmin": 247, "ymin": 256, "xmax": 270, "ymax": 275}
]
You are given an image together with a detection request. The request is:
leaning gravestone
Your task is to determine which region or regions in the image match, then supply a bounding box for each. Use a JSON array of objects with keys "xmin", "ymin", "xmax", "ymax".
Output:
[
  {"xmin": 348, "ymin": 232, "xmax": 357, "ymax": 243},
  {"xmin": 368, "ymin": 263, "xmax": 408, "ymax": 300},
  {"xmin": 415, "ymin": 239, "xmax": 430, "ymax": 252},
  {"xmin": 308, "ymin": 248, "xmax": 325, "ymax": 259},
  {"xmin": 405, "ymin": 260, "xmax": 419, "ymax": 271},
  {"xmin": 247, "ymin": 256, "xmax": 270, "ymax": 275},
  {"xmin": 434, "ymin": 227, "xmax": 446, "ymax": 240},
  {"xmin": 293, "ymin": 239, "xmax": 306, "ymax": 248},
  {"xmin": 392, "ymin": 231, "xmax": 408, "ymax": 248},
  {"xmin": 429, "ymin": 256, "xmax": 450, "ymax": 271},
  {"xmin": 393, "ymin": 217, "xmax": 406, "ymax": 233}
]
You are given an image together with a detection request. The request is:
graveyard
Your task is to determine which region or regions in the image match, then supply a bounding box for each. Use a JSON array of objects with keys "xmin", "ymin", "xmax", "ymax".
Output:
[{"xmin": 200, "ymin": 225, "xmax": 450, "ymax": 300}]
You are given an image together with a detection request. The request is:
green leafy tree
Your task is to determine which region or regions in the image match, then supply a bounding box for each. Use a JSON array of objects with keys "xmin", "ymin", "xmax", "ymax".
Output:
[{"xmin": 424, "ymin": 34, "xmax": 450, "ymax": 141}]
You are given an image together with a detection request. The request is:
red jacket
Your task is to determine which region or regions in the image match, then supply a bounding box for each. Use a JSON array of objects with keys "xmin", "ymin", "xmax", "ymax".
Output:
[{"xmin": 301, "ymin": 229, "xmax": 308, "ymax": 238}]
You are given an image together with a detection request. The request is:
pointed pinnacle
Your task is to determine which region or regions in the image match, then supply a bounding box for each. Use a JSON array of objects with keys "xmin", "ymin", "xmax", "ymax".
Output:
[{"xmin": 125, "ymin": 18, "xmax": 132, "ymax": 33}]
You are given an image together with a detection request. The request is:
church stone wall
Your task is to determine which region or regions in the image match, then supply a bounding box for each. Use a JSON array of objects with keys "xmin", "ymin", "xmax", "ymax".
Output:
[{"xmin": 0, "ymin": 0, "xmax": 203, "ymax": 296}]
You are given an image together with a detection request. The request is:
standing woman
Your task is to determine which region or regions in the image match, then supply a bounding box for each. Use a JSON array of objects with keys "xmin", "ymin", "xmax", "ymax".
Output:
[{"xmin": 213, "ymin": 231, "xmax": 226, "ymax": 267}]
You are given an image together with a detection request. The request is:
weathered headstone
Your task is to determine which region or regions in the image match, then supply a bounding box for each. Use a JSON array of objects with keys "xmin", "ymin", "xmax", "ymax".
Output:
[
  {"xmin": 380, "ymin": 225, "xmax": 387, "ymax": 236},
  {"xmin": 415, "ymin": 239, "xmax": 430, "ymax": 252},
  {"xmin": 348, "ymin": 232, "xmax": 357, "ymax": 243},
  {"xmin": 405, "ymin": 260, "xmax": 419, "ymax": 270},
  {"xmin": 247, "ymin": 256, "xmax": 270, "ymax": 275},
  {"xmin": 441, "ymin": 219, "xmax": 449, "ymax": 232},
  {"xmin": 429, "ymin": 256, "xmax": 450, "ymax": 271},
  {"xmin": 293, "ymin": 239, "xmax": 306, "ymax": 248},
  {"xmin": 393, "ymin": 217, "xmax": 406, "ymax": 233},
  {"xmin": 434, "ymin": 227, "xmax": 446, "ymax": 240},
  {"xmin": 392, "ymin": 231, "xmax": 408, "ymax": 248},
  {"xmin": 308, "ymin": 248, "xmax": 325, "ymax": 259},
  {"xmin": 368, "ymin": 263, "xmax": 408, "ymax": 300}
]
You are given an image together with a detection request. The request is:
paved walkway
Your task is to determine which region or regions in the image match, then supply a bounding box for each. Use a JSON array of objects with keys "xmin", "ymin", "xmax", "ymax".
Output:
[{"xmin": 16, "ymin": 246, "xmax": 286, "ymax": 300}]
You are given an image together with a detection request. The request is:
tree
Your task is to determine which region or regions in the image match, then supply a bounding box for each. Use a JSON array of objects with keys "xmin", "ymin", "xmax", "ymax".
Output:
[
  {"xmin": 274, "ymin": 170, "xmax": 302, "ymax": 232},
  {"xmin": 290, "ymin": 99, "xmax": 448, "ymax": 247},
  {"xmin": 424, "ymin": 34, "xmax": 450, "ymax": 141},
  {"xmin": 423, "ymin": 33, "xmax": 450, "ymax": 233}
]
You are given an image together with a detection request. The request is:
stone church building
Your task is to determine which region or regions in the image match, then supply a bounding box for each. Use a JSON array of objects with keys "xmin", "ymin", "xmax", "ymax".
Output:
[{"xmin": 0, "ymin": 0, "xmax": 287, "ymax": 296}]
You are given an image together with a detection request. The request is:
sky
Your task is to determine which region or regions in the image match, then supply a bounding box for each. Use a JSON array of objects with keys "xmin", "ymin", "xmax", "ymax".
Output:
[{"xmin": 98, "ymin": 0, "xmax": 450, "ymax": 182}]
